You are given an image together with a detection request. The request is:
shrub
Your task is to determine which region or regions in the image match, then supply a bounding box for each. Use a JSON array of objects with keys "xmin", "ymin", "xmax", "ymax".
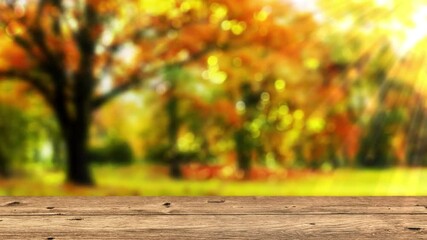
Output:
[{"xmin": 88, "ymin": 139, "xmax": 134, "ymax": 165}]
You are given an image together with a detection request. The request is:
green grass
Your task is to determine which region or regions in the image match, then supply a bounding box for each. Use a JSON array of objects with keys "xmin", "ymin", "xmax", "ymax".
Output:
[{"xmin": 1, "ymin": 165, "xmax": 427, "ymax": 196}]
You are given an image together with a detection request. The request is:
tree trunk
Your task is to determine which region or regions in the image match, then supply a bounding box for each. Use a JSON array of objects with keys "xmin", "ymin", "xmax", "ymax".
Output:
[
  {"xmin": 234, "ymin": 128, "xmax": 251, "ymax": 179},
  {"xmin": 65, "ymin": 121, "xmax": 93, "ymax": 185},
  {"xmin": 56, "ymin": 102, "xmax": 93, "ymax": 185},
  {"xmin": 170, "ymin": 153, "xmax": 182, "ymax": 179},
  {"xmin": 166, "ymin": 93, "xmax": 182, "ymax": 179},
  {"xmin": 51, "ymin": 97, "xmax": 93, "ymax": 184}
]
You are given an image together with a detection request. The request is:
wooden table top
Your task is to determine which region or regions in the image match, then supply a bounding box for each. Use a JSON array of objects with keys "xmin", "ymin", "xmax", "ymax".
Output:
[{"xmin": 0, "ymin": 197, "xmax": 426, "ymax": 239}]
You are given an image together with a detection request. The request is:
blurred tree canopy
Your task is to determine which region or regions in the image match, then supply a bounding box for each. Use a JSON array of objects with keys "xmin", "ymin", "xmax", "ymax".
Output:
[
  {"xmin": 1, "ymin": 0, "xmax": 427, "ymax": 184},
  {"xmin": 0, "ymin": 0, "xmax": 316, "ymax": 184}
]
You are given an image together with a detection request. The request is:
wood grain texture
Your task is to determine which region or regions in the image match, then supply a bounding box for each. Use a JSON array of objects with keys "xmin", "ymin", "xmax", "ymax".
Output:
[{"xmin": 0, "ymin": 197, "xmax": 426, "ymax": 239}]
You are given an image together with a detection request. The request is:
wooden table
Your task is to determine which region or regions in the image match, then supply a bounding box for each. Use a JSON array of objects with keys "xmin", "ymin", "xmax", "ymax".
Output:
[{"xmin": 0, "ymin": 197, "xmax": 426, "ymax": 239}]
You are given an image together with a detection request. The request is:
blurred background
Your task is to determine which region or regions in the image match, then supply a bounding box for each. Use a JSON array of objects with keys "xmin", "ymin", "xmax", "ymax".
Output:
[{"xmin": 1, "ymin": 0, "xmax": 427, "ymax": 195}]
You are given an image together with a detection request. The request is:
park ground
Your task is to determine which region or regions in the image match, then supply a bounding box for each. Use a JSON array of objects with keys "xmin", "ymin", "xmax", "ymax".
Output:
[{"xmin": 1, "ymin": 165, "xmax": 426, "ymax": 196}]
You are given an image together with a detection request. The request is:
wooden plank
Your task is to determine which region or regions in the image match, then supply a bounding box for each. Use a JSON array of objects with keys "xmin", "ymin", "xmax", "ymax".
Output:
[
  {"xmin": 1, "ymin": 197, "xmax": 427, "ymax": 215},
  {"xmin": 0, "ymin": 197, "xmax": 426, "ymax": 239},
  {"xmin": 0, "ymin": 214, "xmax": 426, "ymax": 239}
]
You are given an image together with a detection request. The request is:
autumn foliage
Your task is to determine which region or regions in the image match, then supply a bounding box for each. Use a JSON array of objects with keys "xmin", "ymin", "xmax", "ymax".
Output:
[{"xmin": 1, "ymin": 0, "xmax": 427, "ymax": 184}]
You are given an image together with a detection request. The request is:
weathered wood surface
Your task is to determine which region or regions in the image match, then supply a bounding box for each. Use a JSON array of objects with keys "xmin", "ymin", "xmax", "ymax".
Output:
[{"xmin": 0, "ymin": 197, "xmax": 426, "ymax": 239}]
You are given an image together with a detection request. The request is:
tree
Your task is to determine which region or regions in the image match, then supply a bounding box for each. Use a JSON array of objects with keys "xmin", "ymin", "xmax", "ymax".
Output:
[
  {"xmin": 191, "ymin": 8, "xmax": 322, "ymax": 173},
  {"xmin": 0, "ymin": 0, "xmax": 225, "ymax": 184},
  {"xmin": 1, "ymin": 0, "xmax": 314, "ymax": 184},
  {"xmin": 317, "ymin": 0, "xmax": 427, "ymax": 167}
]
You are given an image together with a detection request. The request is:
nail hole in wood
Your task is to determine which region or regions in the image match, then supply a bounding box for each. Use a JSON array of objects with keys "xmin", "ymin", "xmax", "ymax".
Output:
[
  {"xmin": 207, "ymin": 200, "xmax": 225, "ymax": 203},
  {"xmin": 163, "ymin": 202, "xmax": 171, "ymax": 208},
  {"xmin": 3, "ymin": 201, "xmax": 21, "ymax": 206},
  {"xmin": 406, "ymin": 227, "xmax": 422, "ymax": 231}
]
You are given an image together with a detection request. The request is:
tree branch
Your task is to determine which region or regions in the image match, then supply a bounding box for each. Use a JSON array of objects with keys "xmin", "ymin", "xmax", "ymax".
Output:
[
  {"xmin": 90, "ymin": 70, "xmax": 153, "ymax": 110},
  {"xmin": 0, "ymin": 70, "xmax": 53, "ymax": 105},
  {"xmin": 91, "ymin": 44, "xmax": 220, "ymax": 110},
  {"xmin": 26, "ymin": 0, "xmax": 64, "ymax": 75}
]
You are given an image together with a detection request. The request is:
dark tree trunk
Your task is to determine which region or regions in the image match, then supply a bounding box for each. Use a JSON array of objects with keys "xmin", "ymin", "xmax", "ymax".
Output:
[
  {"xmin": 65, "ymin": 119, "xmax": 93, "ymax": 185},
  {"xmin": 53, "ymin": 81, "xmax": 94, "ymax": 185},
  {"xmin": 234, "ymin": 128, "xmax": 251, "ymax": 179},
  {"xmin": 166, "ymin": 93, "xmax": 182, "ymax": 179},
  {"xmin": 61, "ymin": 14, "xmax": 96, "ymax": 185},
  {"xmin": 170, "ymin": 154, "xmax": 182, "ymax": 179}
]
